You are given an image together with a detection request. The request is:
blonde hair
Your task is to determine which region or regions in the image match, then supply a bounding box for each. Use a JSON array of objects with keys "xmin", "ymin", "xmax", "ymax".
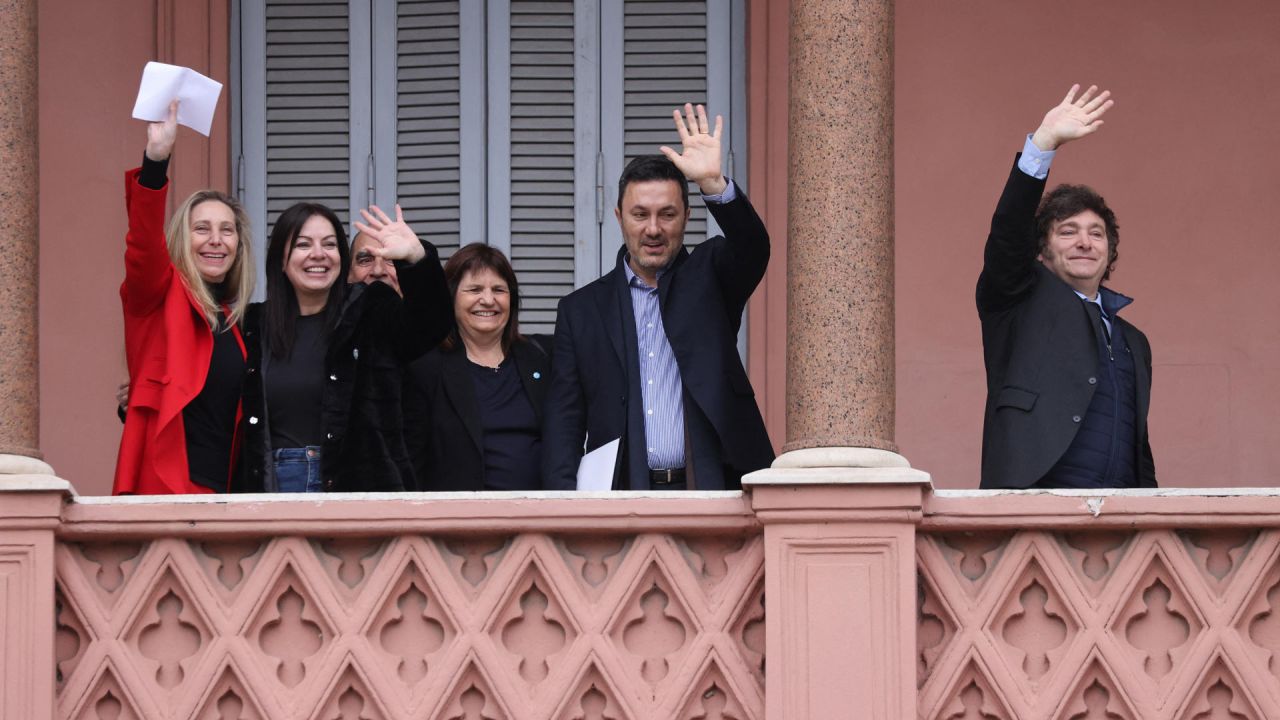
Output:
[{"xmin": 165, "ymin": 190, "xmax": 255, "ymax": 327}]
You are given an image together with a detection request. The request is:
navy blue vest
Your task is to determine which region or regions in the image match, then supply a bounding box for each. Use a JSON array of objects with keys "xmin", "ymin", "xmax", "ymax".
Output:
[{"xmin": 1038, "ymin": 304, "xmax": 1139, "ymax": 489}]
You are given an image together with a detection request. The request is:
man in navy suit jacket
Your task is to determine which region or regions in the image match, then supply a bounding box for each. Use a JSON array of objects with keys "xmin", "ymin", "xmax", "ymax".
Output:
[
  {"xmin": 542, "ymin": 104, "xmax": 773, "ymax": 490},
  {"xmin": 978, "ymin": 85, "xmax": 1156, "ymax": 489}
]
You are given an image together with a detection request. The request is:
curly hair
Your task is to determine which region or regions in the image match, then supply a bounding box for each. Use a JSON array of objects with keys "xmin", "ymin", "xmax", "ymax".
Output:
[{"xmin": 1035, "ymin": 183, "xmax": 1120, "ymax": 281}]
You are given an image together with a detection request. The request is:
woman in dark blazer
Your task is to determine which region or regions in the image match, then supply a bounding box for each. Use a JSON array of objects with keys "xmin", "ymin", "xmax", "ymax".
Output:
[{"xmin": 403, "ymin": 243, "xmax": 551, "ymax": 491}]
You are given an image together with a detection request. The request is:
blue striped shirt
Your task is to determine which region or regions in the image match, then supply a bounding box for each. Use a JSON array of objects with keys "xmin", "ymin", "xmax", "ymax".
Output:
[
  {"xmin": 624, "ymin": 263, "xmax": 686, "ymax": 469},
  {"xmin": 622, "ymin": 180, "xmax": 738, "ymax": 471}
]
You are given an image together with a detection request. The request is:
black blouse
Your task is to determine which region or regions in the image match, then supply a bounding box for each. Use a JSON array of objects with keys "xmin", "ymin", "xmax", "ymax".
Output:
[
  {"xmin": 182, "ymin": 313, "xmax": 244, "ymax": 491},
  {"xmin": 265, "ymin": 314, "xmax": 327, "ymax": 448},
  {"xmin": 467, "ymin": 356, "xmax": 541, "ymax": 490}
]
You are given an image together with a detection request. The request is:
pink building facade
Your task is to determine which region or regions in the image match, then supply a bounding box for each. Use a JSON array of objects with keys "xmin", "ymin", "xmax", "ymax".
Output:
[
  {"xmin": 5, "ymin": 0, "xmax": 1280, "ymax": 718},
  {"xmin": 31, "ymin": 0, "xmax": 1280, "ymax": 494}
]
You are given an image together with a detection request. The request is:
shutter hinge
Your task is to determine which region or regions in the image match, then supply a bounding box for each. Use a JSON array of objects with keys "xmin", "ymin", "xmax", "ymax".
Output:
[
  {"xmin": 366, "ymin": 155, "xmax": 376, "ymax": 208},
  {"xmin": 595, "ymin": 151, "xmax": 605, "ymax": 224},
  {"xmin": 235, "ymin": 154, "xmax": 245, "ymax": 199}
]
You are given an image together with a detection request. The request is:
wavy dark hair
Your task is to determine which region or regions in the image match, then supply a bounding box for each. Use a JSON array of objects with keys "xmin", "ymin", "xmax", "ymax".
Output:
[
  {"xmin": 441, "ymin": 243, "xmax": 521, "ymax": 353},
  {"xmin": 617, "ymin": 154, "xmax": 688, "ymax": 210},
  {"xmin": 263, "ymin": 203, "xmax": 351, "ymax": 359},
  {"xmin": 1036, "ymin": 184, "xmax": 1121, "ymax": 281}
]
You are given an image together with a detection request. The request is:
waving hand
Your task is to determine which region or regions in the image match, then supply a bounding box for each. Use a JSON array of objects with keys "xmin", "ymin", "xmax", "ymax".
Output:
[
  {"xmin": 659, "ymin": 103, "xmax": 727, "ymax": 195},
  {"xmin": 1031, "ymin": 84, "xmax": 1114, "ymax": 152},
  {"xmin": 352, "ymin": 204, "xmax": 427, "ymax": 264}
]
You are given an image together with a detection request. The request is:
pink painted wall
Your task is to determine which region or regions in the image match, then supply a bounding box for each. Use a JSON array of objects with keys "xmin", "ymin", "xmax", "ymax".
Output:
[
  {"xmin": 36, "ymin": 1, "xmax": 1280, "ymax": 493},
  {"xmin": 37, "ymin": 0, "xmax": 229, "ymax": 497},
  {"xmin": 894, "ymin": 1, "xmax": 1280, "ymax": 488},
  {"xmin": 744, "ymin": 0, "xmax": 790, "ymax": 455}
]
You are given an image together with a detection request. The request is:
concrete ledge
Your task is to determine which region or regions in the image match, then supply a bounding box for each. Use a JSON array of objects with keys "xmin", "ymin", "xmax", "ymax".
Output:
[
  {"xmin": 934, "ymin": 487, "xmax": 1280, "ymax": 497},
  {"xmin": 71, "ymin": 489, "xmax": 747, "ymax": 504},
  {"xmin": 0, "ymin": 475, "xmax": 73, "ymax": 493},
  {"xmin": 744, "ymin": 465, "xmax": 932, "ymax": 486}
]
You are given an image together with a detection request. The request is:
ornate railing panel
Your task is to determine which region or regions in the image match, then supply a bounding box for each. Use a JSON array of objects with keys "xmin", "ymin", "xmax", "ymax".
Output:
[
  {"xmin": 918, "ymin": 491, "xmax": 1280, "ymax": 720},
  {"xmin": 47, "ymin": 495, "xmax": 764, "ymax": 720}
]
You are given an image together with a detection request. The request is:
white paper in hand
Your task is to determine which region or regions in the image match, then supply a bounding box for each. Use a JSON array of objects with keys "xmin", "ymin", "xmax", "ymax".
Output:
[
  {"xmin": 131, "ymin": 62, "xmax": 223, "ymax": 136},
  {"xmin": 576, "ymin": 438, "xmax": 620, "ymax": 491}
]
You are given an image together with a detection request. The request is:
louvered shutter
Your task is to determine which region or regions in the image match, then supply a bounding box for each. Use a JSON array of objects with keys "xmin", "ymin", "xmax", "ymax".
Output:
[
  {"xmin": 264, "ymin": 0, "xmax": 354, "ymax": 225},
  {"xmin": 239, "ymin": 0, "xmax": 742, "ymax": 324},
  {"xmin": 622, "ymin": 0, "xmax": 709, "ymax": 244},
  {"xmin": 394, "ymin": 0, "xmax": 464, "ymax": 257},
  {"xmin": 506, "ymin": 0, "xmax": 577, "ymax": 334}
]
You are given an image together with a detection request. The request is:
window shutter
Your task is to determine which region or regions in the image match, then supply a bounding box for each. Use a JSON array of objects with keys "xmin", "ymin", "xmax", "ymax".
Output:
[
  {"xmin": 394, "ymin": 0, "xmax": 464, "ymax": 257},
  {"xmin": 623, "ymin": 0, "xmax": 709, "ymax": 244},
  {"xmin": 507, "ymin": 0, "xmax": 577, "ymax": 334},
  {"xmin": 264, "ymin": 0, "xmax": 354, "ymax": 225}
]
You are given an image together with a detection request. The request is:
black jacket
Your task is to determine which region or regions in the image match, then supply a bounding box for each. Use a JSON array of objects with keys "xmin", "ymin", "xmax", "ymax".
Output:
[
  {"xmin": 238, "ymin": 241, "xmax": 452, "ymax": 492},
  {"xmin": 403, "ymin": 335, "xmax": 552, "ymax": 491},
  {"xmin": 542, "ymin": 188, "xmax": 773, "ymax": 490},
  {"xmin": 976, "ymin": 158, "xmax": 1156, "ymax": 489}
]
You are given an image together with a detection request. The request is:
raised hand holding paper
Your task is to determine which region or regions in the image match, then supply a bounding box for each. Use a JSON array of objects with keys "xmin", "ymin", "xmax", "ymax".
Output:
[{"xmin": 131, "ymin": 62, "xmax": 222, "ymax": 136}]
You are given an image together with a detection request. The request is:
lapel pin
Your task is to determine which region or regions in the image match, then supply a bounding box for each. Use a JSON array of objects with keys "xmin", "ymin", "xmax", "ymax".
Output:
[{"xmin": 533, "ymin": 372, "xmax": 542, "ymax": 380}]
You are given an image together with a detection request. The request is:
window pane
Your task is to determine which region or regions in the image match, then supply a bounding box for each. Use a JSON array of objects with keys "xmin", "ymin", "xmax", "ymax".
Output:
[
  {"xmin": 623, "ymin": 0, "xmax": 708, "ymax": 244},
  {"xmin": 396, "ymin": 0, "xmax": 463, "ymax": 256},
  {"xmin": 264, "ymin": 0, "xmax": 353, "ymax": 225},
  {"xmin": 508, "ymin": 0, "xmax": 576, "ymax": 333}
]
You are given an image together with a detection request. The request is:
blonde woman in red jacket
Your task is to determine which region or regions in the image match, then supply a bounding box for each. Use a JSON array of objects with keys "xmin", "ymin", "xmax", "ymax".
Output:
[{"xmin": 113, "ymin": 102, "xmax": 256, "ymax": 494}]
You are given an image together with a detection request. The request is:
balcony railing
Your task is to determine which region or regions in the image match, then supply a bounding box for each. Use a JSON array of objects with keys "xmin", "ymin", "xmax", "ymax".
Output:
[{"xmin": 6, "ymin": 477, "xmax": 1280, "ymax": 719}]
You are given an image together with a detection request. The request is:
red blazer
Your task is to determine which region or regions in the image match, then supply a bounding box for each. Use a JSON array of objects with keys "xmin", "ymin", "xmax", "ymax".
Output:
[{"xmin": 112, "ymin": 169, "xmax": 244, "ymax": 495}]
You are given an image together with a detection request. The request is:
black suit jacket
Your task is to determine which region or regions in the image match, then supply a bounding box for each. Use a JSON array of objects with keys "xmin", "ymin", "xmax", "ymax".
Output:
[
  {"xmin": 403, "ymin": 336, "xmax": 551, "ymax": 491},
  {"xmin": 976, "ymin": 158, "xmax": 1156, "ymax": 489},
  {"xmin": 542, "ymin": 188, "xmax": 774, "ymax": 490}
]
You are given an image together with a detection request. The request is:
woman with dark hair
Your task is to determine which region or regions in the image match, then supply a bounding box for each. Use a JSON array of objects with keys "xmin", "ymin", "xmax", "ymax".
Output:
[
  {"xmin": 238, "ymin": 202, "xmax": 452, "ymax": 493},
  {"xmin": 114, "ymin": 102, "xmax": 256, "ymax": 495},
  {"xmin": 404, "ymin": 243, "xmax": 551, "ymax": 491}
]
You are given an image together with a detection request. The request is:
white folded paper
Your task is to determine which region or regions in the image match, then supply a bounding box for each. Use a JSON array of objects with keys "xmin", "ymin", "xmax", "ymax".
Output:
[
  {"xmin": 576, "ymin": 438, "xmax": 620, "ymax": 491},
  {"xmin": 131, "ymin": 62, "xmax": 223, "ymax": 137}
]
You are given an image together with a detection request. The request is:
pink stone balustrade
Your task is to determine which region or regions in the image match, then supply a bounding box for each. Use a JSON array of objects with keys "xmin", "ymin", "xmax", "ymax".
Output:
[
  {"xmin": 8, "ymin": 487, "xmax": 767, "ymax": 720},
  {"xmin": 8, "ymin": 480, "xmax": 1280, "ymax": 719},
  {"xmin": 917, "ymin": 491, "xmax": 1280, "ymax": 720}
]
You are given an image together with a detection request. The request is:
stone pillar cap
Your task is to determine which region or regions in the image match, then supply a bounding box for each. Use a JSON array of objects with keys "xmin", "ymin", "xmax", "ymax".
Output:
[{"xmin": 771, "ymin": 447, "xmax": 912, "ymax": 469}]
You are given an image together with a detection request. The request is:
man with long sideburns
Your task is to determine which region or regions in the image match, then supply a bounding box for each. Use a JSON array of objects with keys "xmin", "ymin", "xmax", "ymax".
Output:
[
  {"xmin": 977, "ymin": 85, "xmax": 1156, "ymax": 489},
  {"xmin": 542, "ymin": 104, "xmax": 773, "ymax": 490}
]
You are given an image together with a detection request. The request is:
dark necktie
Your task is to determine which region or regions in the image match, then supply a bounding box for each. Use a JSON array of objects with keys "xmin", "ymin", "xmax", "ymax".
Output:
[{"xmin": 1085, "ymin": 301, "xmax": 1111, "ymax": 343}]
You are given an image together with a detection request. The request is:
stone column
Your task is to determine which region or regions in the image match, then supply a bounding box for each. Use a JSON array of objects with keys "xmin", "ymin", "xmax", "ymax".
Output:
[
  {"xmin": 0, "ymin": 0, "xmax": 51, "ymax": 475},
  {"xmin": 784, "ymin": 0, "xmax": 897, "ymax": 464},
  {"xmin": 749, "ymin": 3, "xmax": 932, "ymax": 714}
]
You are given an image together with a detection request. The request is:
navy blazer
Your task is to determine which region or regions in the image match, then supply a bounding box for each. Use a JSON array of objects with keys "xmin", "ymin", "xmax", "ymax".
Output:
[
  {"xmin": 976, "ymin": 158, "xmax": 1156, "ymax": 489},
  {"xmin": 403, "ymin": 336, "xmax": 551, "ymax": 491},
  {"xmin": 542, "ymin": 188, "xmax": 774, "ymax": 490}
]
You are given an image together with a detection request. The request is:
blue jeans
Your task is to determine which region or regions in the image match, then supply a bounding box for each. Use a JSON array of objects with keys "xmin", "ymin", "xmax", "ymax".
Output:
[{"xmin": 273, "ymin": 447, "xmax": 323, "ymax": 493}]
